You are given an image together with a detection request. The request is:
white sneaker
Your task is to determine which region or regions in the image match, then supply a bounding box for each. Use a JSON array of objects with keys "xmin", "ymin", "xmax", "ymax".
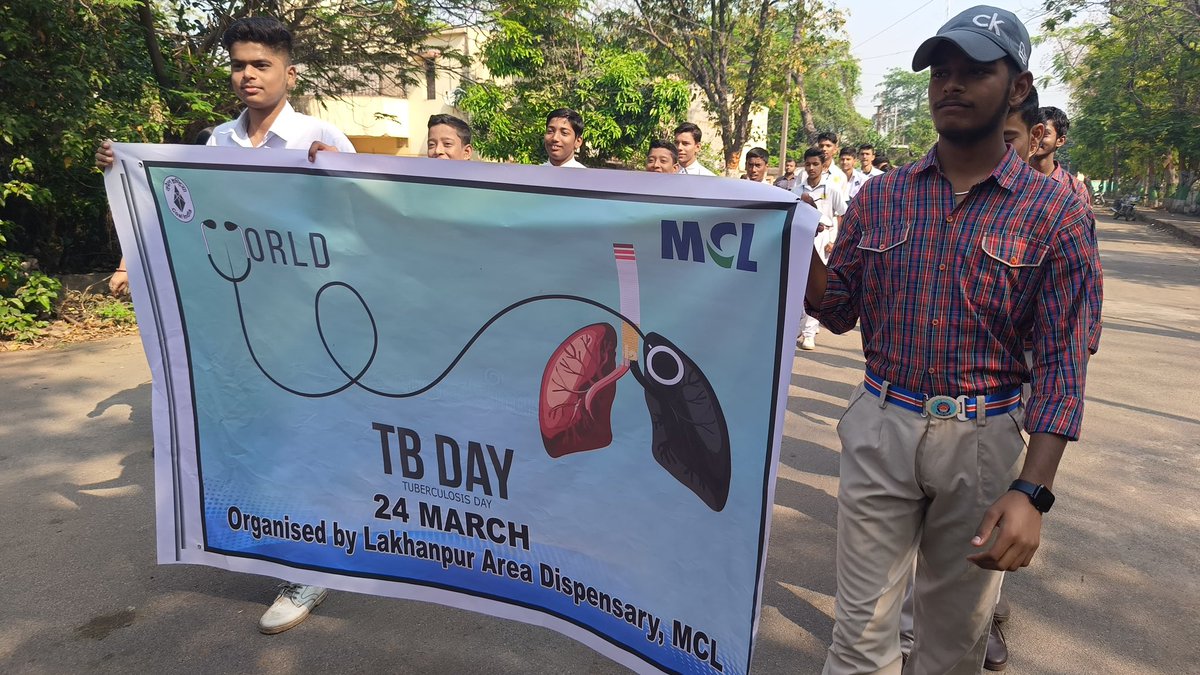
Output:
[
  {"xmin": 259, "ymin": 583, "xmax": 328, "ymax": 634},
  {"xmin": 800, "ymin": 335, "xmax": 816, "ymax": 351}
]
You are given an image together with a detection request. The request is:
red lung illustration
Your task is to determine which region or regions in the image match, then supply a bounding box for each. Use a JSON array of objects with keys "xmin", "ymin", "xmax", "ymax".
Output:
[{"xmin": 539, "ymin": 323, "xmax": 620, "ymax": 457}]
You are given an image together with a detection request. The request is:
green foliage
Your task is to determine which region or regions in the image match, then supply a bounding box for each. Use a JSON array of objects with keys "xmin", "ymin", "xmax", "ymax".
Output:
[
  {"xmin": 92, "ymin": 298, "xmax": 138, "ymax": 325},
  {"xmin": 1041, "ymin": 0, "xmax": 1200, "ymax": 196},
  {"xmin": 873, "ymin": 68, "xmax": 938, "ymax": 158},
  {"xmin": 483, "ymin": 19, "xmax": 545, "ymax": 77},
  {"xmin": 590, "ymin": 0, "xmax": 802, "ymax": 168},
  {"xmin": 0, "ymin": 252, "xmax": 62, "ymax": 342},
  {"xmin": 459, "ymin": 2, "xmax": 690, "ymax": 165},
  {"xmin": 0, "ymin": 1, "xmax": 186, "ymax": 273},
  {"xmin": 0, "ymin": 0, "xmax": 467, "ymax": 277}
]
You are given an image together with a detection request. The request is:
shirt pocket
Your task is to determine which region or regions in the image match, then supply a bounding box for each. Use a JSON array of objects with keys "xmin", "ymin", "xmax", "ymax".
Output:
[
  {"xmin": 973, "ymin": 233, "xmax": 1050, "ymax": 322},
  {"xmin": 856, "ymin": 221, "xmax": 911, "ymax": 299},
  {"xmin": 857, "ymin": 221, "xmax": 911, "ymax": 253},
  {"xmin": 981, "ymin": 233, "xmax": 1049, "ymax": 268}
]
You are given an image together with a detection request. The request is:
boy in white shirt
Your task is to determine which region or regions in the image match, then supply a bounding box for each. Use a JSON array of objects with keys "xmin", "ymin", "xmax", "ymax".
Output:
[
  {"xmin": 96, "ymin": 16, "xmax": 354, "ymax": 636},
  {"xmin": 793, "ymin": 147, "xmax": 847, "ymax": 350},
  {"xmin": 858, "ymin": 143, "xmax": 886, "ymax": 177},
  {"xmin": 815, "ymin": 131, "xmax": 847, "ymax": 187},
  {"xmin": 839, "ymin": 146, "xmax": 869, "ymax": 199},
  {"xmin": 542, "ymin": 108, "xmax": 586, "ymax": 168},
  {"xmin": 673, "ymin": 123, "xmax": 717, "ymax": 175}
]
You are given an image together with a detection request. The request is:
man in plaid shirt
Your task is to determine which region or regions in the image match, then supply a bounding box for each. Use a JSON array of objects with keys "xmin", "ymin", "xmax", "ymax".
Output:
[
  {"xmin": 1031, "ymin": 105, "xmax": 1103, "ymax": 355},
  {"xmin": 804, "ymin": 6, "xmax": 1100, "ymax": 674}
]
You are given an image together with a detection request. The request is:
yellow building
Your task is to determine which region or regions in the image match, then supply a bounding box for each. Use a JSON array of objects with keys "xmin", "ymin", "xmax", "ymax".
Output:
[{"xmin": 293, "ymin": 25, "xmax": 490, "ymax": 156}]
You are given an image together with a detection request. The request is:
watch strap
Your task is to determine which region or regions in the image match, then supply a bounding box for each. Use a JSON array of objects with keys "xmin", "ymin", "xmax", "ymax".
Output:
[{"xmin": 1009, "ymin": 479, "xmax": 1054, "ymax": 513}]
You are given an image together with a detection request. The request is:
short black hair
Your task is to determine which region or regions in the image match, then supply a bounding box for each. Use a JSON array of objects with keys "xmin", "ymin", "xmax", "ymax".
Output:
[
  {"xmin": 839, "ymin": 146, "xmax": 857, "ymax": 158},
  {"xmin": 803, "ymin": 147, "xmax": 824, "ymax": 161},
  {"xmin": 783, "ymin": 156, "xmax": 797, "ymax": 165},
  {"xmin": 857, "ymin": 143, "xmax": 874, "ymax": 152},
  {"xmin": 816, "ymin": 131, "xmax": 838, "ymax": 145},
  {"xmin": 648, "ymin": 139, "xmax": 679, "ymax": 164},
  {"xmin": 222, "ymin": 17, "xmax": 293, "ymax": 57},
  {"xmin": 428, "ymin": 114, "xmax": 472, "ymax": 145},
  {"xmin": 193, "ymin": 126, "xmax": 216, "ymax": 145},
  {"xmin": 546, "ymin": 108, "xmax": 583, "ymax": 137},
  {"xmin": 673, "ymin": 122, "xmax": 702, "ymax": 143},
  {"xmin": 1040, "ymin": 106, "xmax": 1070, "ymax": 137},
  {"xmin": 1014, "ymin": 85, "xmax": 1041, "ymax": 130},
  {"xmin": 745, "ymin": 147, "xmax": 768, "ymax": 163}
]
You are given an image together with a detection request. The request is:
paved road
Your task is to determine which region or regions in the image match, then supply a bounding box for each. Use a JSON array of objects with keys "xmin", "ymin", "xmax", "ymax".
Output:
[{"xmin": 1, "ymin": 214, "xmax": 1197, "ymax": 674}]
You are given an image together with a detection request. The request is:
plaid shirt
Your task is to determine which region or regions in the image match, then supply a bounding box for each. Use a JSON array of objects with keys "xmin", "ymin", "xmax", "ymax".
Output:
[
  {"xmin": 811, "ymin": 146, "xmax": 1099, "ymax": 440},
  {"xmin": 1050, "ymin": 162, "xmax": 1103, "ymax": 353}
]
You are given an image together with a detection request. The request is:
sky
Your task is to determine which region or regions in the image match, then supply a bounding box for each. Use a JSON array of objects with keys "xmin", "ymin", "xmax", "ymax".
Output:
[{"xmin": 838, "ymin": 0, "xmax": 1071, "ymax": 119}]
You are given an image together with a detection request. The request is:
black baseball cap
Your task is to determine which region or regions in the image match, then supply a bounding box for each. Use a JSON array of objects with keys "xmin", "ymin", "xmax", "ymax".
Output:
[{"xmin": 912, "ymin": 5, "xmax": 1031, "ymax": 72}]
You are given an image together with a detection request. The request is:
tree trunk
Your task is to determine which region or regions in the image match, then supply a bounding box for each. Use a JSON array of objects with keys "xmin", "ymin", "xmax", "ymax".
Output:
[
  {"xmin": 788, "ymin": 2, "xmax": 817, "ymax": 147},
  {"xmin": 136, "ymin": 1, "xmax": 171, "ymax": 91},
  {"xmin": 798, "ymin": 76, "xmax": 817, "ymax": 145}
]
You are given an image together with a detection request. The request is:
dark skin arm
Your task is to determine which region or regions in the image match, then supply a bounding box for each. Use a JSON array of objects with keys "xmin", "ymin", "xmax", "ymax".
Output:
[
  {"xmin": 967, "ymin": 432, "xmax": 1067, "ymax": 571},
  {"xmin": 308, "ymin": 141, "xmax": 338, "ymax": 162},
  {"xmin": 805, "ymin": 248, "xmax": 828, "ymax": 309}
]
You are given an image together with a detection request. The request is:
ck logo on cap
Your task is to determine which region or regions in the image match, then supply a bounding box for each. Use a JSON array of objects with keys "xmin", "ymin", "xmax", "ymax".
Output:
[{"xmin": 973, "ymin": 12, "xmax": 1006, "ymax": 36}]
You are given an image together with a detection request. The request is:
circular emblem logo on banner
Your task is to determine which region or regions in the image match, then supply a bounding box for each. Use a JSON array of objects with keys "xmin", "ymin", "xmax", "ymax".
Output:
[{"xmin": 163, "ymin": 175, "xmax": 195, "ymax": 222}]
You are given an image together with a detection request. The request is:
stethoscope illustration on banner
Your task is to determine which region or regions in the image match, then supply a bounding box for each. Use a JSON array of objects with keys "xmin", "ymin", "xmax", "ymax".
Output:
[{"xmin": 199, "ymin": 218, "xmax": 732, "ymax": 511}]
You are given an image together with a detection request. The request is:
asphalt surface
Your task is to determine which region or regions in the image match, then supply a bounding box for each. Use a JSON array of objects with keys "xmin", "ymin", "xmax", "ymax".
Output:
[{"xmin": 1, "ymin": 214, "xmax": 1197, "ymax": 674}]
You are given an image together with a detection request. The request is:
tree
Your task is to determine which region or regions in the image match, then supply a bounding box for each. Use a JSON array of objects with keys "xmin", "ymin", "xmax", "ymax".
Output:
[
  {"xmin": 873, "ymin": 68, "xmax": 937, "ymax": 159},
  {"xmin": 0, "ymin": 0, "xmax": 202, "ymax": 273},
  {"xmin": 1041, "ymin": 0, "xmax": 1200, "ymax": 202},
  {"xmin": 457, "ymin": 1, "xmax": 690, "ymax": 165},
  {"xmin": 147, "ymin": 1, "xmax": 448, "ymax": 104},
  {"xmin": 0, "ymin": 0, "xmax": 481, "ymax": 273},
  {"xmin": 614, "ymin": 0, "xmax": 782, "ymax": 172},
  {"xmin": 763, "ymin": 0, "xmax": 865, "ymax": 157}
]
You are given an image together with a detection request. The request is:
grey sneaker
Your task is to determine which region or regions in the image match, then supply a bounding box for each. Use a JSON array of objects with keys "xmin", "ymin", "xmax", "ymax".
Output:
[{"xmin": 258, "ymin": 583, "xmax": 328, "ymax": 634}]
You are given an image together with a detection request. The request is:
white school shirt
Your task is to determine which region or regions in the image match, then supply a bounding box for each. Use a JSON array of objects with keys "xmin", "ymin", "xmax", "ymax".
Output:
[
  {"xmin": 823, "ymin": 163, "xmax": 847, "ymax": 188},
  {"xmin": 845, "ymin": 168, "xmax": 870, "ymax": 199},
  {"xmin": 678, "ymin": 160, "xmax": 716, "ymax": 176},
  {"xmin": 542, "ymin": 157, "xmax": 587, "ymax": 168},
  {"xmin": 867, "ymin": 166, "xmax": 885, "ymax": 177},
  {"xmin": 208, "ymin": 102, "xmax": 356, "ymax": 152},
  {"xmin": 794, "ymin": 177, "xmax": 848, "ymax": 228}
]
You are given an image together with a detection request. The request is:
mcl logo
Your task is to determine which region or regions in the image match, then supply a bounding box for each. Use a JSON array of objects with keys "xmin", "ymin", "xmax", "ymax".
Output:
[{"xmin": 661, "ymin": 220, "xmax": 758, "ymax": 272}]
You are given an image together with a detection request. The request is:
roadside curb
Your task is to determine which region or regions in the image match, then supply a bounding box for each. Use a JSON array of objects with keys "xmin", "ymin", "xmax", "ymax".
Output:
[{"xmin": 1134, "ymin": 210, "xmax": 1200, "ymax": 248}]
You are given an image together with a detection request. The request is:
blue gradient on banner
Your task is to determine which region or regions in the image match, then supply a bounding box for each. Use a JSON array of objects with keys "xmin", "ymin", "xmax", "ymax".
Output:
[{"xmin": 151, "ymin": 164, "xmax": 788, "ymax": 674}]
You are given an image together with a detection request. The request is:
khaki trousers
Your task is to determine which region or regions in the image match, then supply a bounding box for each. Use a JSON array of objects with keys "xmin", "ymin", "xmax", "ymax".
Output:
[{"xmin": 822, "ymin": 383, "xmax": 1025, "ymax": 675}]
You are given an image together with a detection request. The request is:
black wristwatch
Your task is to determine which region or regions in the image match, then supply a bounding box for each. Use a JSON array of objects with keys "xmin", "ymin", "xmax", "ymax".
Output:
[{"xmin": 1009, "ymin": 479, "xmax": 1055, "ymax": 513}]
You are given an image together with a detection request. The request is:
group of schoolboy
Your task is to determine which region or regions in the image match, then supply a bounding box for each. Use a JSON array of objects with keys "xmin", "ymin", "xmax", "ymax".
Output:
[{"xmin": 100, "ymin": 8, "xmax": 1103, "ymax": 675}]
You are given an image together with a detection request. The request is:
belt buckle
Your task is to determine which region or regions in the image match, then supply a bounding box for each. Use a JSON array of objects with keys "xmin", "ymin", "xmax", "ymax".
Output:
[{"xmin": 925, "ymin": 395, "xmax": 968, "ymax": 421}]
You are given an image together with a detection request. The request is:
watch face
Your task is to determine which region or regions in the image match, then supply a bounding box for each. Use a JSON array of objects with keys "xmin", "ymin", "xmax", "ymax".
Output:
[
  {"xmin": 1035, "ymin": 487, "xmax": 1055, "ymax": 512},
  {"xmin": 1012, "ymin": 480, "xmax": 1054, "ymax": 513}
]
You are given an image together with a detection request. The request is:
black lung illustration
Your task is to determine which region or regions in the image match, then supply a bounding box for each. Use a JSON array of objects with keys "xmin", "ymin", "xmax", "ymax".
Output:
[{"xmin": 631, "ymin": 332, "xmax": 731, "ymax": 511}]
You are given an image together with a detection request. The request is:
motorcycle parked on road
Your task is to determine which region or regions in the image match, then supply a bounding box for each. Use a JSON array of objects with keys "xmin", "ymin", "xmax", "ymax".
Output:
[{"xmin": 1112, "ymin": 195, "xmax": 1138, "ymax": 221}]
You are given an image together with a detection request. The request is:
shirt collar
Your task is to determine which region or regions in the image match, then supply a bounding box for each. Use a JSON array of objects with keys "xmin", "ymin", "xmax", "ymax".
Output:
[
  {"xmin": 232, "ymin": 101, "xmax": 300, "ymax": 146},
  {"xmin": 914, "ymin": 143, "xmax": 1025, "ymax": 193}
]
